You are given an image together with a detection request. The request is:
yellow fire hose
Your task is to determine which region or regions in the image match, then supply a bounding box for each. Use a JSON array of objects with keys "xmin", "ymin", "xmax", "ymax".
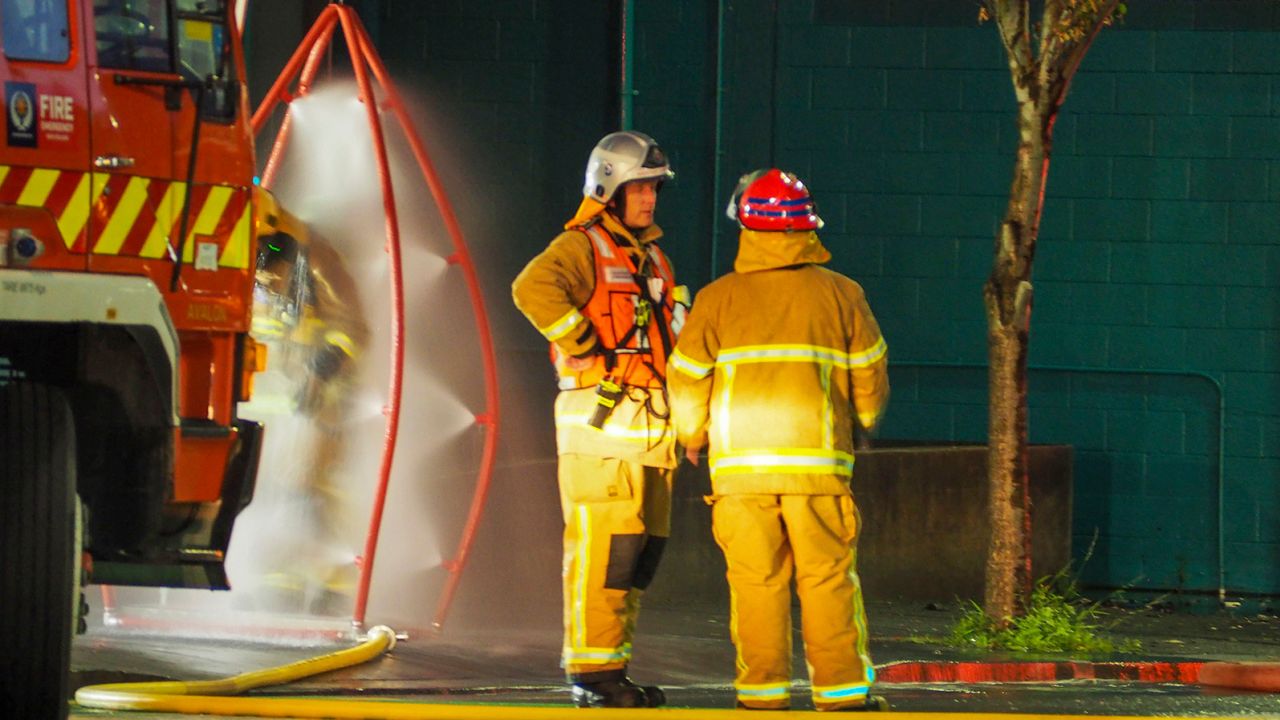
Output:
[
  {"xmin": 69, "ymin": 619, "xmax": 839, "ymax": 719},
  {"xmin": 73, "ymin": 626, "xmax": 400, "ymax": 715},
  {"xmin": 73, "ymin": 628, "xmax": 1241, "ymax": 720},
  {"xmin": 72, "ymin": 625, "xmax": 778, "ymax": 719}
]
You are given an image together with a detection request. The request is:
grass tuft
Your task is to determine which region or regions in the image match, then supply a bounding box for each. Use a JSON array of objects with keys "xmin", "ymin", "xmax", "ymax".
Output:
[{"xmin": 946, "ymin": 571, "xmax": 1141, "ymax": 654}]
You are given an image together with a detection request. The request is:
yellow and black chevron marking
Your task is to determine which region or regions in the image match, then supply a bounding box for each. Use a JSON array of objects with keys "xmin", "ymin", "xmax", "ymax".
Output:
[{"xmin": 0, "ymin": 164, "xmax": 251, "ymax": 269}]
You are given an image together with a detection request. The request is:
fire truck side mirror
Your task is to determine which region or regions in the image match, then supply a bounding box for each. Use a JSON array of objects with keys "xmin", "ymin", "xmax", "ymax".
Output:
[{"xmin": 203, "ymin": 76, "xmax": 238, "ymax": 122}]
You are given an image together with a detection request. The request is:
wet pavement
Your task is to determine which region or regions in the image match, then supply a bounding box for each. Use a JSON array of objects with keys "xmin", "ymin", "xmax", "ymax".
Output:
[{"xmin": 68, "ymin": 597, "xmax": 1280, "ymax": 718}]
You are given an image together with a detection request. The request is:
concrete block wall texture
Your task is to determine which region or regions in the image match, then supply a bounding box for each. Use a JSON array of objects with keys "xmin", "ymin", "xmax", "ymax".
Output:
[{"xmin": 244, "ymin": 0, "xmax": 1279, "ymax": 619}]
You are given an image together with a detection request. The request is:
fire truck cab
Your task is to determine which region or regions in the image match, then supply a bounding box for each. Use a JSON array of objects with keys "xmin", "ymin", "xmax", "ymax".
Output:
[{"xmin": 1, "ymin": 2, "xmax": 265, "ymax": 717}]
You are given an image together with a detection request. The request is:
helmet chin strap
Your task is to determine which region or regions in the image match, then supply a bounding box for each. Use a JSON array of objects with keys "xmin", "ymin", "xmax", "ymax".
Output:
[{"xmin": 609, "ymin": 187, "xmax": 627, "ymax": 217}]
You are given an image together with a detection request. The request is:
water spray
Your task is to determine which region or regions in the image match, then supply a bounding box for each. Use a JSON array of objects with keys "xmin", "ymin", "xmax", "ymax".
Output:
[{"xmin": 251, "ymin": 1, "xmax": 501, "ymax": 634}]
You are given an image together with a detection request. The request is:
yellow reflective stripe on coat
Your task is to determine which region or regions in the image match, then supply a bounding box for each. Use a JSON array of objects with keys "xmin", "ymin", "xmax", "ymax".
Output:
[
  {"xmin": 540, "ymin": 307, "xmax": 586, "ymax": 342},
  {"xmin": 850, "ymin": 335, "xmax": 888, "ymax": 367},
  {"xmin": 324, "ymin": 330, "xmax": 357, "ymax": 358},
  {"xmin": 718, "ymin": 338, "xmax": 886, "ymax": 369},
  {"xmin": 820, "ymin": 362, "xmax": 834, "ymax": 449},
  {"xmin": 585, "ymin": 224, "xmax": 614, "ymax": 259},
  {"xmin": 251, "ymin": 316, "xmax": 287, "ymax": 338},
  {"xmin": 711, "ymin": 449, "xmax": 855, "ymax": 477},
  {"xmin": 735, "ymin": 682, "xmax": 791, "ymax": 701},
  {"xmin": 557, "ymin": 413, "xmax": 670, "ymax": 442},
  {"xmin": 717, "ymin": 364, "xmax": 736, "ymax": 453},
  {"xmin": 669, "ymin": 348, "xmax": 712, "ymax": 379}
]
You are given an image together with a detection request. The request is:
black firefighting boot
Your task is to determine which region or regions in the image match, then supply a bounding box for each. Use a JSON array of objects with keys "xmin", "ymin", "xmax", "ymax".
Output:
[
  {"xmin": 570, "ymin": 671, "xmax": 665, "ymax": 708},
  {"xmin": 824, "ymin": 695, "xmax": 891, "ymax": 712}
]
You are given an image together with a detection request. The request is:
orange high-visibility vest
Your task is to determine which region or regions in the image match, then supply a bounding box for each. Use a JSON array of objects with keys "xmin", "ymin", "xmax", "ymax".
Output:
[{"xmin": 552, "ymin": 223, "xmax": 678, "ymax": 390}]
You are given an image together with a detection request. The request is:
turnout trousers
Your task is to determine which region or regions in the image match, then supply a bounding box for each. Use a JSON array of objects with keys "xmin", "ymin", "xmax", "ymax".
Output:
[
  {"xmin": 558, "ymin": 454, "xmax": 673, "ymax": 682},
  {"xmin": 711, "ymin": 493, "xmax": 875, "ymax": 710}
]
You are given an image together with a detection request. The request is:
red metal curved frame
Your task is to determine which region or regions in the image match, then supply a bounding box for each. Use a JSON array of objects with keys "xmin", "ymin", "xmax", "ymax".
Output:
[{"xmin": 250, "ymin": 3, "xmax": 500, "ymax": 632}]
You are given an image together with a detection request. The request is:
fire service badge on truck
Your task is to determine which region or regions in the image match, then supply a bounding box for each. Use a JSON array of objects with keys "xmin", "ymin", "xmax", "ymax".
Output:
[{"xmin": 6, "ymin": 82, "xmax": 37, "ymax": 148}]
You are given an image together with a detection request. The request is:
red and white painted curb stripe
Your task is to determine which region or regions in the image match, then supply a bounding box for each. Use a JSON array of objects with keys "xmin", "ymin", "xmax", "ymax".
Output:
[
  {"xmin": 1199, "ymin": 662, "xmax": 1280, "ymax": 692},
  {"xmin": 877, "ymin": 661, "xmax": 1204, "ymax": 684}
]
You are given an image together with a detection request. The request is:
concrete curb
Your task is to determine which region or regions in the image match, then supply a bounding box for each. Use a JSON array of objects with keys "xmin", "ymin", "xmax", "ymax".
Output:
[
  {"xmin": 877, "ymin": 660, "xmax": 1203, "ymax": 684},
  {"xmin": 1199, "ymin": 662, "xmax": 1280, "ymax": 692}
]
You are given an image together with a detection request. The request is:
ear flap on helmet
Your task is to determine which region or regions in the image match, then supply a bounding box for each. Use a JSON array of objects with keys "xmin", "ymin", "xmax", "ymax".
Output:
[{"xmin": 725, "ymin": 169, "xmax": 768, "ymax": 224}]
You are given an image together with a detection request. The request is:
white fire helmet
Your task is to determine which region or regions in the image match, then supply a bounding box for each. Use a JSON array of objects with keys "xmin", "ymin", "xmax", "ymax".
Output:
[{"xmin": 582, "ymin": 130, "xmax": 675, "ymax": 203}]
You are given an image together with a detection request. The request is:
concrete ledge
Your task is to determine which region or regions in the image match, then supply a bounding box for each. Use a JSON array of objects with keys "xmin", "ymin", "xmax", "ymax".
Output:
[
  {"xmin": 650, "ymin": 443, "xmax": 1073, "ymax": 606},
  {"xmin": 1199, "ymin": 662, "xmax": 1280, "ymax": 692},
  {"xmin": 856, "ymin": 443, "xmax": 1073, "ymax": 601}
]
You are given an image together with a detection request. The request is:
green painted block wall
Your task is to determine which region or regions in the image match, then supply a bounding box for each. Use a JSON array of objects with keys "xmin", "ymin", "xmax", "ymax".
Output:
[{"xmin": 779, "ymin": 0, "xmax": 1280, "ymax": 596}]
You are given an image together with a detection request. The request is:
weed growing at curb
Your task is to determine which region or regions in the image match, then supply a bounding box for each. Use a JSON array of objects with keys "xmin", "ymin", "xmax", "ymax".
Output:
[{"xmin": 946, "ymin": 571, "xmax": 1142, "ymax": 654}]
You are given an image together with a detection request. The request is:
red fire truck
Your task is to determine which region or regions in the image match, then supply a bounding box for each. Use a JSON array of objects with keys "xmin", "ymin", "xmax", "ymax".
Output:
[{"xmin": 1, "ymin": 2, "xmax": 273, "ymax": 717}]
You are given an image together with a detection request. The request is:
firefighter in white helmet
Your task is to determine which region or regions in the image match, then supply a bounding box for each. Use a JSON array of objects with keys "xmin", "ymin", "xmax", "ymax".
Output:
[
  {"xmin": 512, "ymin": 131, "xmax": 690, "ymax": 708},
  {"xmin": 669, "ymin": 169, "xmax": 890, "ymax": 711}
]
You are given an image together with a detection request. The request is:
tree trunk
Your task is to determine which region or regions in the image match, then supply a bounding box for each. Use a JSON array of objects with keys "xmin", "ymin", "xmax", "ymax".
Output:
[
  {"xmin": 980, "ymin": 0, "xmax": 1119, "ymax": 628},
  {"xmin": 983, "ymin": 310, "xmax": 1032, "ymax": 624},
  {"xmin": 983, "ymin": 99, "xmax": 1049, "ymax": 625}
]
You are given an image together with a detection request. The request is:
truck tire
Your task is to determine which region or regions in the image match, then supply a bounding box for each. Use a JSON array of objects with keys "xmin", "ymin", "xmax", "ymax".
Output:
[{"xmin": 1, "ymin": 382, "xmax": 78, "ymax": 720}]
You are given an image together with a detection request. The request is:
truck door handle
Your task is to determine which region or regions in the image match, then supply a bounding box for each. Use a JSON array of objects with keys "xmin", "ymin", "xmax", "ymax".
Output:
[{"xmin": 93, "ymin": 154, "xmax": 136, "ymax": 169}]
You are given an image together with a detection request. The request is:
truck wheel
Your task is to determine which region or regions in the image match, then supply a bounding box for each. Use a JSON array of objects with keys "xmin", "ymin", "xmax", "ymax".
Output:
[{"xmin": 1, "ymin": 383, "xmax": 78, "ymax": 720}]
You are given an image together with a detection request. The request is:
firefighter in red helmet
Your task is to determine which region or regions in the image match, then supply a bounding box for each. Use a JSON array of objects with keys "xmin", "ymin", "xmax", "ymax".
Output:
[
  {"xmin": 512, "ymin": 131, "xmax": 690, "ymax": 708},
  {"xmin": 670, "ymin": 169, "xmax": 890, "ymax": 711},
  {"xmin": 236, "ymin": 195, "xmax": 369, "ymax": 616}
]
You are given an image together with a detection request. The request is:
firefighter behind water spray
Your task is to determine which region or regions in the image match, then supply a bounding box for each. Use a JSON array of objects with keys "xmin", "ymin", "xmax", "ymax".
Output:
[
  {"xmin": 669, "ymin": 169, "xmax": 890, "ymax": 711},
  {"xmin": 237, "ymin": 197, "xmax": 369, "ymax": 616},
  {"xmin": 512, "ymin": 131, "xmax": 690, "ymax": 708}
]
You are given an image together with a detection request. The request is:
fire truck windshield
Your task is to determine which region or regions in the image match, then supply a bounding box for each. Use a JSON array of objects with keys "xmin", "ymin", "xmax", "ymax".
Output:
[
  {"xmin": 93, "ymin": 0, "xmax": 172, "ymax": 73},
  {"xmin": 90, "ymin": 0, "xmax": 235, "ymax": 120},
  {"xmin": 175, "ymin": 0, "xmax": 233, "ymax": 120},
  {"xmin": 176, "ymin": 0, "xmax": 228, "ymax": 82},
  {"xmin": 1, "ymin": 0, "xmax": 71, "ymax": 62}
]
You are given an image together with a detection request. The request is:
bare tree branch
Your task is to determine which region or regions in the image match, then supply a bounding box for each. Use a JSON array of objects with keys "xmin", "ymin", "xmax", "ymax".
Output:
[
  {"xmin": 1039, "ymin": 0, "xmax": 1069, "ymax": 66},
  {"xmin": 992, "ymin": 0, "xmax": 1035, "ymax": 101},
  {"xmin": 1033, "ymin": 0, "xmax": 1124, "ymax": 118},
  {"xmin": 1048, "ymin": 0, "xmax": 1122, "ymax": 110}
]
